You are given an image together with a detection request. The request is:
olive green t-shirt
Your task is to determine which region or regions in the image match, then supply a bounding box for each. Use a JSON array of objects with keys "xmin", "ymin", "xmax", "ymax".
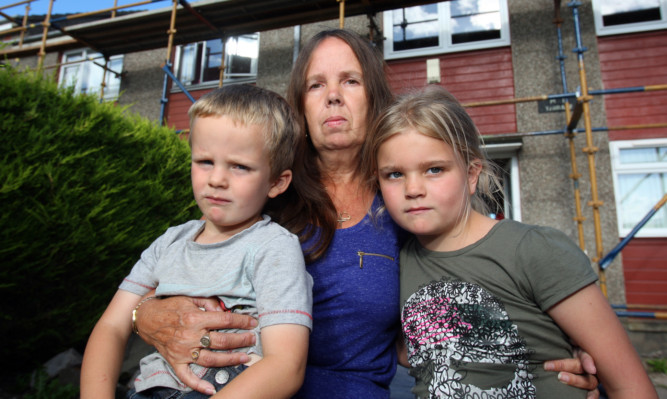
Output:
[{"xmin": 400, "ymin": 219, "xmax": 598, "ymax": 398}]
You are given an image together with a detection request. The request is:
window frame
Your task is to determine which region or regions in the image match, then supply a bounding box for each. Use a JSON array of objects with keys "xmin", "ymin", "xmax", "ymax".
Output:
[
  {"xmin": 484, "ymin": 142, "xmax": 522, "ymax": 222},
  {"xmin": 383, "ymin": 0, "xmax": 510, "ymax": 60},
  {"xmin": 609, "ymin": 139, "xmax": 667, "ymax": 238},
  {"xmin": 592, "ymin": 0, "xmax": 667, "ymax": 36},
  {"xmin": 58, "ymin": 49, "xmax": 124, "ymax": 102},
  {"xmin": 172, "ymin": 34, "xmax": 259, "ymax": 90}
]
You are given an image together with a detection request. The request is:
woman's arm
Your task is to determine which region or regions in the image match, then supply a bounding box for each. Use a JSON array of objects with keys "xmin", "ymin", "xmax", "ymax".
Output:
[
  {"xmin": 211, "ymin": 324, "xmax": 310, "ymax": 398},
  {"xmin": 133, "ymin": 293, "xmax": 258, "ymax": 394},
  {"xmin": 81, "ymin": 290, "xmax": 141, "ymax": 399},
  {"xmin": 548, "ymin": 283, "xmax": 658, "ymax": 399}
]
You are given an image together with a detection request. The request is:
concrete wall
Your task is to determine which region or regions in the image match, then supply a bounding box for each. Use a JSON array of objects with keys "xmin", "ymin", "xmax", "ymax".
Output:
[
  {"xmin": 117, "ymin": 17, "xmax": 373, "ymax": 121},
  {"xmin": 509, "ymin": 0, "xmax": 625, "ymax": 304},
  {"xmin": 9, "ymin": 47, "xmax": 165, "ymax": 122},
  {"xmin": 255, "ymin": 5, "xmax": 626, "ymax": 304},
  {"xmin": 117, "ymin": 48, "xmax": 165, "ymax": 122},
  {"xmin": 256, "ymin": 6, "xmax": 627, "ymax": 303},
  {"xmin": 257, "ymin": 26, "xmax": 295, "ymax": 98},
  {"xmin": 12, "ymin": 2, "xmax": 627, "ymax": 304},
  {"xmin": 9, "ymin": 52, "xmax": 61, "ymax": 78}
]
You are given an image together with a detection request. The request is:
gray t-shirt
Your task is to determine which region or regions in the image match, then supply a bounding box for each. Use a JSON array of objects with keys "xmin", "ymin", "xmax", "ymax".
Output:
[
  {"xmin": 120, "ymin": 215, "xmax": 313, "ymax": 392},
  {"xmin": 400, "ymin": 219, "xmax": 598, "ymax": 399}
]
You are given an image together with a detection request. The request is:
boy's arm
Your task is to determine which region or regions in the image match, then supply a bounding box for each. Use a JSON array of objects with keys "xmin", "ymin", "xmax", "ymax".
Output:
[
  {"xmin": 80, "ymin": 290, "xmax": 141, "ymax": 399},
  {"xmin": 211, "ymin": 324, "xmax": 310, "ymax": 399},
  {"xmin": 547, "ymin": 283, "xmax": 658, "ymax": 399}
]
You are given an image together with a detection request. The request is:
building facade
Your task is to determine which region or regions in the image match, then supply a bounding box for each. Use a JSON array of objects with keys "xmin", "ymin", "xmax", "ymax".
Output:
[{"xmin": 3, "ymin": 0, "xmax": 666, "ymax": 330}]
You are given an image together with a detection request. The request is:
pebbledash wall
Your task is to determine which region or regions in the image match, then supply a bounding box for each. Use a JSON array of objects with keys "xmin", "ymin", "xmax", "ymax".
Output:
[
  {"xmin": 85, "ymin": 1, "xmax": 667, "ymax": 310},
  {"xmin": 10, "ymin": 1, "xmax": 666, "ymax": 325},
  {"xmin": 168, "ymin": 2, "xmax": 667, "ymax": 318},
  {"xmin": 260, "ymin": 2, "xmax": 667, "ymax": 314}
]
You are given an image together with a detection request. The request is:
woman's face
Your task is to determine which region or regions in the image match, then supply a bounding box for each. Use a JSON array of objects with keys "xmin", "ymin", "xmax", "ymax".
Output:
[{"xmin": 303, "ymin": 37, "xmax": 369, "ymax": 155}]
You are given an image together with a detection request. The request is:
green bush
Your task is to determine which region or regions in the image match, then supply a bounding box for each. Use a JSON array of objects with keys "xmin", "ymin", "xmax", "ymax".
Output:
[
  {"xmin": 23, "ymin": 368, "xmax": 79, "ymax": 399},
  {"xmin": 647, "ymin": 358, "xmax": 667, "ymax": 374},
  {"xmin": 0, "ymin": 66, "xmax": 200, "ymax": 377}
]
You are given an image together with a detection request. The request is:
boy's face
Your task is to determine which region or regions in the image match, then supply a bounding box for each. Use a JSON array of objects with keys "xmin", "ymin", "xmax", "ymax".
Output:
[
  {"xmin": 376, "ymin": 129, "xmax": 479, "ymax": 251},
  {"xmin": 190, "ymin": 115, "xmax": 287, "ymax": 240}
]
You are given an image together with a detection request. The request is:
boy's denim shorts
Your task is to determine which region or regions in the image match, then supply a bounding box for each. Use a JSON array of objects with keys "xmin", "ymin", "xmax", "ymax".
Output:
[{"xmin": 127, "ymin": 365, "xmax": 248, "ymax": 399}]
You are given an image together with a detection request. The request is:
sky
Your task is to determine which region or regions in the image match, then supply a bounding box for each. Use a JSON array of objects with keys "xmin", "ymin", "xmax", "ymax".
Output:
[{"xmin": 1, "ymin": 0, "xmax": 168, "ymax": 18}]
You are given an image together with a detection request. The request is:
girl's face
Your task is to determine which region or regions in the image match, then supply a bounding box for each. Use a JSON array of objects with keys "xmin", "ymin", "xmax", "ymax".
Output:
[{"xmin": 377, "ymin": 129, "xmax": 480, "ymax": 251}]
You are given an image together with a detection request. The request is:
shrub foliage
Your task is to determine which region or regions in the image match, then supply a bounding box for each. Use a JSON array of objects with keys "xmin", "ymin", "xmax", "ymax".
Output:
[{"xmin": 0, "ymin": 66, "xmax": 199, "ymax": 373}]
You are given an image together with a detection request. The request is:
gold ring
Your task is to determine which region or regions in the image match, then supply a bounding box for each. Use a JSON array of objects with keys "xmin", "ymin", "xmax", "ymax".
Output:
[
  {"xmin": 200, "ymin": 333, "xmax": 211, "ymax": 348},
  {"xmin": 191, "ymin": 350, "xmax": 200, "ymax": 362}
]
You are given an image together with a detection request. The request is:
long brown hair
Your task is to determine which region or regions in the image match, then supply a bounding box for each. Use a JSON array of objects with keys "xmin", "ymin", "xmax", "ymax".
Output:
[{"xmin": 286, "ymin": 29, "xmax": 395, "ymax": 262}]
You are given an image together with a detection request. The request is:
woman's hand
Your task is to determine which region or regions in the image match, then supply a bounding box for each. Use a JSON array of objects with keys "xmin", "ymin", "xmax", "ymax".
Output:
[
  {"xmin": 134, "ymin": 294, "xmax": 257, "ymax": 394},
  {"xmin": 544, "ymin": 348, "xmax": 599, "ymax": 399}
]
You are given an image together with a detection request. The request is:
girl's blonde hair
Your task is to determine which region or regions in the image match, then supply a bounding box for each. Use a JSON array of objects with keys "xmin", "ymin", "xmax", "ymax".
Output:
[{"xmin": 363, "ymin": 85, "xmax": 503, "ymax": 219}]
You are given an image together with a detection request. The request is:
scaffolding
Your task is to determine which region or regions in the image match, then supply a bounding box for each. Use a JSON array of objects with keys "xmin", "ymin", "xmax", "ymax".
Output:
[
  {"xmin": 0, "ymin": 0, "xmax": 169, "ymax": 101},
  {"xmin": 0, "ymin": 0, "xmax": 358, "ymax": 113},
  {"xmin": 1, "ymin": 0, "xmax": 666, "ymax": 316}
]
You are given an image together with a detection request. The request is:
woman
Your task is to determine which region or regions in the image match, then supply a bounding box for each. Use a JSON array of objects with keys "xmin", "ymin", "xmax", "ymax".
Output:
[
  {"xmin": 285, "ymin": 29, "xmax": 403, "ymax": 398},
  {"xmin": 134, "ymin": 29, "xmax": 600, "ymax": 398}
]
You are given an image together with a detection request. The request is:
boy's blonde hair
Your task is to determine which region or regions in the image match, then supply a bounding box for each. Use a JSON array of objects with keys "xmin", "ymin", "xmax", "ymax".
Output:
[
  {"xmin": 188, "ymin": 84, "xmax": 301, "ymax": 181},
  {"xmin": 364, "ymin": 85, "xmax": 502, "ymax": 218}
]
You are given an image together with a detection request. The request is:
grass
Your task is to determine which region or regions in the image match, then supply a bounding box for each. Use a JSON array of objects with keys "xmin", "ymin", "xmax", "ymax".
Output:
[{"xmin": 648, "ymin": 358, "xmax": 667, "ymax": 374}]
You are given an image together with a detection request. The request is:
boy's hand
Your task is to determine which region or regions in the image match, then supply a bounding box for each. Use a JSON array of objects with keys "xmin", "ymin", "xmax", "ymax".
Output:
[{"xmin": 134, "ymin": 294, "xmax": 257, "ymax": 393}]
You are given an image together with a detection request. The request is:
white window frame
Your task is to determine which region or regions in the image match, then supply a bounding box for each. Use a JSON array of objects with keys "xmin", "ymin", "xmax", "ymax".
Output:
[
  {"xmin": 58, "ymin": 49, "xmax": 123, "ymax": 102},
  {"xmin": 593, "ymin": 0, "xmax": 667, "ymax": 36},
  {"xmin": 383, "ymin": 0, "xmax": 510, "ymax": 60},
  {"xmin": 484, "ymin": 142, "xmax": 522, "ymax": 222},
  {"xmin": 610, "ymin": 139, "xmax": 667, "ymax": 238},
  {"xmin": 173, "ymin": 34, "xmax": 259, "ymax": 90}
]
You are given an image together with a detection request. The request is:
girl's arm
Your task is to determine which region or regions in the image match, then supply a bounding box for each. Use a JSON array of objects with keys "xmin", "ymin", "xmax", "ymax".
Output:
[
  {"xmin": 210, "ymin": 324, "xmax": 310, "ymax": 398},
  {"xmin": 396, "ymin": 332, "xmax": 410, "ymax": 368},
  {"xmin": 80, "ymin": 290, "xmax": 141, "ymax": 399},
  {"xmin": 547, "ymin": 283, "xmax": 658, "ymax": 399}
]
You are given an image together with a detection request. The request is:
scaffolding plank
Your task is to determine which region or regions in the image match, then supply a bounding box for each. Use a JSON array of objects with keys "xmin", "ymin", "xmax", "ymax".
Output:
[{"xmin": 56, "ymin": 0, "xmax": 440, "ymax": 57}]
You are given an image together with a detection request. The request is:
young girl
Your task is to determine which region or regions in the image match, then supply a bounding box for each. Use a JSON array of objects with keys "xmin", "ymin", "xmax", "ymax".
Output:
[{"xmin": 364, "ymin": 86, "xmax": 657, "ymax": 398}]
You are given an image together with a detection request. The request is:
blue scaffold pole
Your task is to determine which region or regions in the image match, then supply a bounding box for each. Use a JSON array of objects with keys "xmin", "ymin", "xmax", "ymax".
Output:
[{"xmin": 599, "ymin": 193, "xmax": 667, "ymax": 270}]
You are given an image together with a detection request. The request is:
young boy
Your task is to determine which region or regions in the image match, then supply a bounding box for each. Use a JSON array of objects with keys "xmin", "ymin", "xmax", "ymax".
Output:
[{"xmin": 81, "ymin": 84, "xmax": 313, "ymax": 399}]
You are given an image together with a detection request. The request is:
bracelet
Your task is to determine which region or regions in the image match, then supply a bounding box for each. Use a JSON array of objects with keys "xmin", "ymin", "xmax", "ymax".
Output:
[{"xmin": 132, "ymin": 296, "xmax": 158, "ymax": 335}]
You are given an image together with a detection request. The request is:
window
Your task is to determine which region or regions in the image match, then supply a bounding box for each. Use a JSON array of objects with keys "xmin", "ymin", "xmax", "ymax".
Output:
[
  {"xmin": 383, "ymin": 0, "xmax": 510, "ymax": 59},
  {"xmin": 593, "ymin": 0, "xmax": 667, "ymax": 36},
  {"xmin": 610, "ymin": 139, "xmax": 667, "ymax": 237},
  {"xmin": 174, "ymin": 34, "xmax": 259, "ymax": 88},
  {"xmin": 484, "ymin": 142, "xmax": 522, "ymax": 222},
  {"xmin": 59, "ymin": 49, "xmax": 123, "ymax": 101}
]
